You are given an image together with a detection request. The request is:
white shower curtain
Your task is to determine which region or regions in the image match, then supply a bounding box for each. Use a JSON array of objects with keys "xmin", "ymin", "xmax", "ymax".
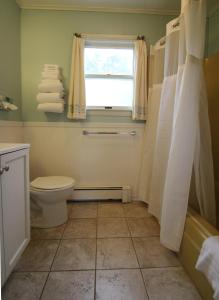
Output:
[
  {"xmin": 160, "ymin": 0, "xmax": 215, "ymax": 251},
  {"xmin": 68, "ymin": 35, "xmax": 86, "ymax": 120},
  {"xmin": 139, "ymin": 0, "xmax": 216, "ymax": 252},
  {"xmin": 138, "ymin": 39, "xmax": 165, "ymax": 203},
  {"xmin": 148, "ymin": 18, "xmax": 181, "ymax": 221}
]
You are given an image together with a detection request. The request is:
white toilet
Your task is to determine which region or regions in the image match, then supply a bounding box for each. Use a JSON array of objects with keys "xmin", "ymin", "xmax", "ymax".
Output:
[{"xmin": 30, "ymin": 176, "xmax": 75, "ymax": 228}]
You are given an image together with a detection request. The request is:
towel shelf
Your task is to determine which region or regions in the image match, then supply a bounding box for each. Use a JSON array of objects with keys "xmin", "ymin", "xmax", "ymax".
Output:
[{"xmin": 82, "ymin": 130, "xmax": 136, "ymax": 136}]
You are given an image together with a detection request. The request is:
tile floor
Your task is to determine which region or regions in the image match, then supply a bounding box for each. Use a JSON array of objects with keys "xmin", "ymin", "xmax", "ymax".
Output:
[{"xmin": 2, "ymin": 201, "xmax": 202, "ymax": 300}]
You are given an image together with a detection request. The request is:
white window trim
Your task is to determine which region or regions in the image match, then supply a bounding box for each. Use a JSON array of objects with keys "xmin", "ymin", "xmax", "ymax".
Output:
[
  {"xmin": 87, "ymin": 106, "xmax": 132, "ymax": 111},
  {"xmin": 85, "ymin": 74, "xmax": 133, "ymax": 79},
  {"xmin": 84, "ymin": 37, "xmax": 135, "ymax": 112},
  {"xmin": 87, "ymin": 108, "xmax": 132, "ymax": 117}
]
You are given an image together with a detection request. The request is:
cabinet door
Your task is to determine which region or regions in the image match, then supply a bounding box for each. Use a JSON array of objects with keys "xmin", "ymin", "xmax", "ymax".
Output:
[
  {"xmin": 1, "ymin": 149, "xmax": 30, "ymax": 280},
  {"xmin": 0, "ymin": 157, "xmax": 6, "ymax": 286}
]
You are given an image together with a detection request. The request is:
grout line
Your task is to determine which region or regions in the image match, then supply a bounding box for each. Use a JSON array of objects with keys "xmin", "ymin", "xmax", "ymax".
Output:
[
  {"xmin": 39, "ymin": 219, "xmax": 68, "ymax": 299},
  {"xmin": 61, "ymin": 237, "xmax": 97, "ymax": 240},
  {"xmin": 68, "ymin": 217, "xmax": 97, "ymax": 219},
  {"xmin": 32, "ymin": 234, "xmax": 159, "ymax": 241},
  {"xmin": 68, "ymin": 216, "xmax": 155, "ymax": 219},
  {"xmin": 34, "ymin": 202, "xmax": 152, "ymax": 300},
  {"xmin": 97, "ymin": 235, "xmax": 131, "ymax": 238},
  {"xmin": 31, "ymin": 234, "xmax": 159, "ymax": 242},
  {"xmin": 96, "ymin": 237, "xmax": 133, "ymax": 240},
  {"xmin": 94, "ymin": 215, "xmax": 98, "ymax": 300},
  {"xmin": 139, "ymin": 268, "xmax": 150, "ymax": 299},
  {"xmin": 38, "ymin": 272, "xmax": 50, "ymax": 300},
  {"xmin": 125, "ymin": 217, "xmax": 150, "ymax": 299},
  {"xmin": 12, "ymin": 202, "xmax": 153, "ymax": 300},
  {"xmin": 126, "ymin": 213, "xmax": 156, "ymax": 300},
  {"xmin": 12, "ymin": 265, "xmax": 183, "ymax": 274},
  {"xmin": 140, "ymin": 265, "xmax": 182, "ymax": 270},
  {"xmin": 68, "ymin": 200, "xmax": 146, "ymax": 205},
  {"xmin": 49, "ymin": 268, "xmax": 96, "ymax": 272},
  {"xmin": 66, "ymin": 217, "xmax": 99, "ymax": 221},
  {"xmin": 96, "ymin": 267, "xmax": 140, "ymax": 271},
  {"xmin": 13, "ymin": 270, "xmax": 50, "ymax": 273}
]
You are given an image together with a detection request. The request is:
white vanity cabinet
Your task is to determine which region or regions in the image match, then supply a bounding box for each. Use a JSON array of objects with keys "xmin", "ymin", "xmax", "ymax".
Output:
[{"xmin": 0, "ymin": 144, "xmax": 30, "ymax": 286}]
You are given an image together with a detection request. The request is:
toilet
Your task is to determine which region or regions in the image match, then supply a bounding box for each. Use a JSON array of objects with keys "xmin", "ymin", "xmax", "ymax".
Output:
[{"xmin": 30, "ymin": 176, "xmax": 75, "ymax": 228}]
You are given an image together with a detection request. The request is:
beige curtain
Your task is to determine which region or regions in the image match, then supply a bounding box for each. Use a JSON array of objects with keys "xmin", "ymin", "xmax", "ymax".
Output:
[
  {"xmin": 133, "ymin": 40, "xmax": 148, "ymax": 120},
  {"xmin": 68, "ymin": 36, "xmax": 86, "ymax": 120}
]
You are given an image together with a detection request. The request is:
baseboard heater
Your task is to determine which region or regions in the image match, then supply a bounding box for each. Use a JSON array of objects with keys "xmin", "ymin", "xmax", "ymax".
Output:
[{"xmin": 72, "ymin": 186, "xmax": 131, "ymax": 203}]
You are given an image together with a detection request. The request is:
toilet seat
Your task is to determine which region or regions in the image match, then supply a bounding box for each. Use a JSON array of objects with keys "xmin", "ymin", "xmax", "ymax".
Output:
[{"xmin": 30, "ymin": 176, "xmax": 75, "ymax": 191}]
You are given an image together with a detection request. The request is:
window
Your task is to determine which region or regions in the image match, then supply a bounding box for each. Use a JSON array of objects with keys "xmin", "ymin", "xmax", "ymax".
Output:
[{"xmin": 84, "ymin": 40, "xmax": 134, "ymax": 110}]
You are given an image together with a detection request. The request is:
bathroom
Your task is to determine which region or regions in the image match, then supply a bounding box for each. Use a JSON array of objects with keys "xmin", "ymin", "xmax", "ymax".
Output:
[{"xmin": 0, "ymin": 0, "xmax": 219, "ymax": 299}]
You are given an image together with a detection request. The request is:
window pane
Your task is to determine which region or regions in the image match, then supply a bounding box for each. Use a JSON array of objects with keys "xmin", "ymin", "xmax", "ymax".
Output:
[
  {"xmin": 85, "ymin": 48, "xmax": 134, "ymax": 76},
  {"xmin": 85, "ymin": 78, "xmax": 133, "ymax": 107}
]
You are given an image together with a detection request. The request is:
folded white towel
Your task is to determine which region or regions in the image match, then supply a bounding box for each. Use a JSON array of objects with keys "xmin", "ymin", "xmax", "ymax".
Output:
[
  {"xmin": 44, "ymin": 64, "xmax": 59, "ymax": 68},
  {"xmin": 42, "ymin": 68, "xmax": 60, "ymax": 74},
  {"xmin": 44, "ymin": 64, "xmax": 59, "ymax": 72},
  {"xmin": 42, "ymin": 71, "xmax": 60, "ymax": 80},
  {"xmin": 38, "ymin": 81, "xmax": 63, "ymax": 93},
  {"xmin": 41, "ymin": 79, "xmax": 61, "ymax": 85},
  {"xmin": 36, "ymin": 92, "xmax": 64, "ymax": 103},
  {"xmin": 37, "ymin": 102, "xmax": 64, "ymax": 113},
  {"xmin": 196, "ymin": 236, "xmax": 219, "ymax": 300},
  {"xmin": 37, "ymin": 99, "xmax": 64, "ymax": 104}
]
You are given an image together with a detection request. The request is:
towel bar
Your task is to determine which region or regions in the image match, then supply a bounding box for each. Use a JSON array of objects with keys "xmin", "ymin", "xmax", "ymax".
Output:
[{"xmin": 82, "ymin": 130, "xmax": 136, "ymax": 136}]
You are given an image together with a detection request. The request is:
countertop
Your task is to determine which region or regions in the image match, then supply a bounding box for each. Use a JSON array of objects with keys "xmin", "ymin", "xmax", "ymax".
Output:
[{"xmin": 0, "ymin": 143, "xmax": 30, "ymax": 155}]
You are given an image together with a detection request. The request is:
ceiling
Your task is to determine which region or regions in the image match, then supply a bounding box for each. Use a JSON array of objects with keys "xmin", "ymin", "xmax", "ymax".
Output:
[{"xmin": 16, "ymin": 0, "xmax": 219, "ymax": 16}]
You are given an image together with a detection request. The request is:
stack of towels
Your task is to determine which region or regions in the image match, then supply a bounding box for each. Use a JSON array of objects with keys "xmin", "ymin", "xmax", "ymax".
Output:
[{"xmin": 37, "ymin": 64, "xmax": 64, "ymax": 113}]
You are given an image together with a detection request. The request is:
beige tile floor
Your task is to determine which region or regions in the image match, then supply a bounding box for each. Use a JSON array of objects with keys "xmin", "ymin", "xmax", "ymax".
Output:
[{"xmin": 2, "ymin": 201, "xmax": 202, "ymax": 300}]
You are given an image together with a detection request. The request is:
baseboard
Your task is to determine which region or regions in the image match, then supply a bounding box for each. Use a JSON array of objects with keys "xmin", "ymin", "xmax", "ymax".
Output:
[{"xmin": 72, "ymin": 186, "xmax": 132, "ymax": 203}]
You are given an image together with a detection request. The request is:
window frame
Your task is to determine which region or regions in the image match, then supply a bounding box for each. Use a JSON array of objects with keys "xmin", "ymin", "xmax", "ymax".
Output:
[{"xmin": 84, "ymin": 39, "xmax": 135, "ymax": 111}]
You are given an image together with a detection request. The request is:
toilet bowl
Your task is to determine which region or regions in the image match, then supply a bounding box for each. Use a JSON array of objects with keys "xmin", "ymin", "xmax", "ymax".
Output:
[{"xmin": 30, "ymin": 176, "xmax": 75, "ymax": 228}]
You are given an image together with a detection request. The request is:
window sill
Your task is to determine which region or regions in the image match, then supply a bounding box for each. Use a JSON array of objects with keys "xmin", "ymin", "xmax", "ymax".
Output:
[{"xmin": 87, "ymin": 108, "xmax": 132, "ymax": 117}]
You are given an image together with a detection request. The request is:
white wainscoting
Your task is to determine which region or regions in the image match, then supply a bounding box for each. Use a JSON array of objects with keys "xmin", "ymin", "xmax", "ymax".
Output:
[
  {"xmin": 0, "ymin": 121, "xmax": 24, "ymax": 143},
  {"xmin": 23, "ymin": 122, "xmax": 145, "ymax": 200}
]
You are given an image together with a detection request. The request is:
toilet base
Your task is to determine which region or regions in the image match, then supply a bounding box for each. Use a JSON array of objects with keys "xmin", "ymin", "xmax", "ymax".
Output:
[{"xmin": 31, "ymin": 200, "xmax": 68, "ymax": 228}]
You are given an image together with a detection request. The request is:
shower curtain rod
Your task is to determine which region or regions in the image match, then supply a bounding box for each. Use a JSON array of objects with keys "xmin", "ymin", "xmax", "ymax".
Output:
[{"xmin": 74, "ymin": 33, "xmax": 144, "ymax": 41}]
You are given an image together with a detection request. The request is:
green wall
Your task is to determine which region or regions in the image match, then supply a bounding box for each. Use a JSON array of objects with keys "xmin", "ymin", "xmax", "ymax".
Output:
[
  {"xmin": 208, "ymin": 8, "xmax": 219, "ymax": 57},
  {"xmin": 1, "ymin": 3, "xmax": 217, "ymax": 123},
  {"xmin": 21, "ymin": 9, "xmax": 173, "ymax": 122},
  {"xmin": 0, "ymin": 0, "xmax": 22, "ymax": 121}
]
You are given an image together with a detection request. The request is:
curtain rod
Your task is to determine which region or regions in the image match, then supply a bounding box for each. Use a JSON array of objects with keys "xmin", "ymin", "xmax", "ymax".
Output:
[{"xmin": 74, "ymin": 33, "xmax": 144, "ymax": 41}]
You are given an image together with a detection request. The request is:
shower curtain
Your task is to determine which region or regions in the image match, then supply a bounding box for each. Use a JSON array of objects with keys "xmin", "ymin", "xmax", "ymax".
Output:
[
  {"xmin": 160, "ymin": 0, "xmax": 215, "ymax": 251},
  {"xmin": 138, "ymin": 39, "xmax": 165, "ymax": 203},
  {"xmin": 148, "ymin": 18, "xmax": 181, "ymax": 221},
  {"xmin": 140, "ymin": 0, "xmax": 215, "ymax": 251}
]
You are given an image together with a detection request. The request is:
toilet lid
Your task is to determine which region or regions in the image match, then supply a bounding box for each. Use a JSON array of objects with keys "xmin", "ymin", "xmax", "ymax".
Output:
[{"xmin": 30, "ymin": 176, "xmax": 75, "ymax": 190}]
